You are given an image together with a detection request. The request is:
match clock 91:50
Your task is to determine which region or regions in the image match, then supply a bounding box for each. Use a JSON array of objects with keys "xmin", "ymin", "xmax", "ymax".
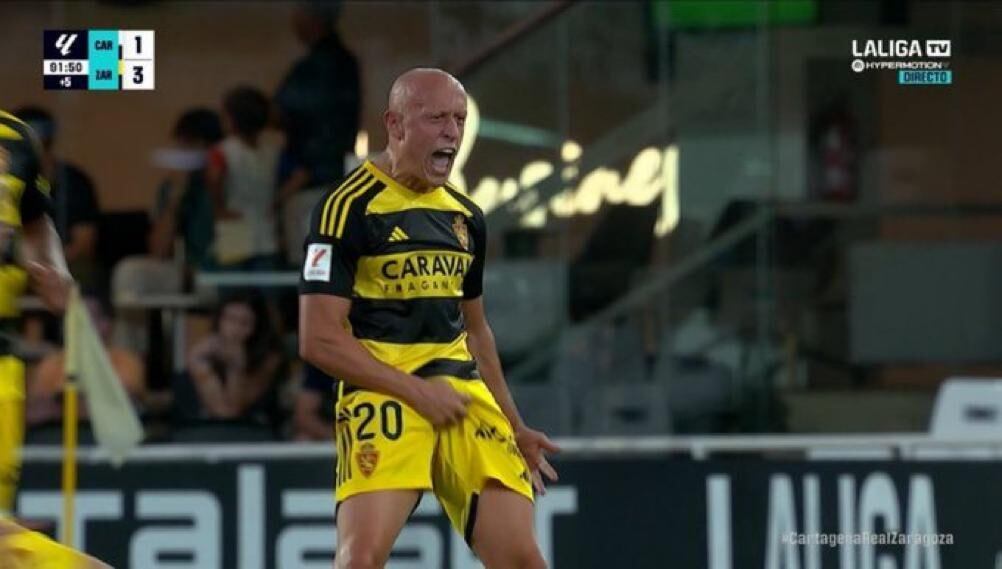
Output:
[{"xmin": 47, "ymin": 60, "xmax": 86, "ymax": 74}]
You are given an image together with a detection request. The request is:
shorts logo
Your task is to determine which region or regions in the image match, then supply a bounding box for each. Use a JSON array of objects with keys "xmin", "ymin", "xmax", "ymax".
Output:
[
  {"xmin": 452, "ymin": 214, "xmax": 469, "ymax": 251},
  {"xmin": 356, "ymin": 442, "xmax": 379, "ymax": 478},
  {"xmin": 304, "ymin": 243, "xmax": 333, "ymax": 281}
]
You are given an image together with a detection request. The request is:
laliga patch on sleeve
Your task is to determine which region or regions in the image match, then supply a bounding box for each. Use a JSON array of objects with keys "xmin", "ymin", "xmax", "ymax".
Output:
[{"xmin": 304, "ymin": 243, "xmax": 333, "ymax": 281}]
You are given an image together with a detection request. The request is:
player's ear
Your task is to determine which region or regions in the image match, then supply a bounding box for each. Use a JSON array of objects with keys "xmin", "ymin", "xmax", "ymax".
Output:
[{"xmin": 385, "ymin": 110, "xmax": 403, "ymax": 142}]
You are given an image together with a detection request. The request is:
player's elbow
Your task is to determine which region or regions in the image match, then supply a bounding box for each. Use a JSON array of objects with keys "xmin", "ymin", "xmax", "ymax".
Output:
[
  {"xmin": 299, "ymin": 331, "xmax": 341, "ymax": 370},
  {"xmin": 299, "ymin": 336, "xmax": 321, "ymax": 365}
]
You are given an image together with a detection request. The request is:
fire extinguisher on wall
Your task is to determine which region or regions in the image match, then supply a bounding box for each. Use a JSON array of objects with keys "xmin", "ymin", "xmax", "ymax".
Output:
[{"xmin": 811, "ymin": 96, "xmax": 859, "ymax": 202}]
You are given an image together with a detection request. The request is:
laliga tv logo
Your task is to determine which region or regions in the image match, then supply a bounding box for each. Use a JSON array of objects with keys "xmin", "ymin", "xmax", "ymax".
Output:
[
  {"xmin": 54, "ymin": 33, "xmax": 78, "ymax": 56},
  {"xmin": 926, "ymin": 40, "xmax": 951, "ymax": 57},
  {"xmin": 850, "ymin": 39, "xmax": 951, "ymax": 73}
]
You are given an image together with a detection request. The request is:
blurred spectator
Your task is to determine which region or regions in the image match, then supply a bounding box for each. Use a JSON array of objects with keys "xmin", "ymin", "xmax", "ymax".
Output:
[
  {"xmin": 26, "ymin": 294, "xmax": 146, "ymax": 426},
  {"xmin": 206, "ymin": 87, "xmax": 281, "ymax": 270},
  {"xmin": 176, "ymin": 293, "xmax": 283, "ymax": 423},
  {"xmin": 14, "ymin": 106, "xmax": 102, "ymax": 291},
  {"xmin": 274, "ymin": 0, "xmax": 361, "ymax": 205},
  {"xmin": 149, "ymin": 108, "xmax": 224, "ymax": 272},
  {"xmin": 292, "ymin": 363, "xmax": 334, "ymax": 441}
]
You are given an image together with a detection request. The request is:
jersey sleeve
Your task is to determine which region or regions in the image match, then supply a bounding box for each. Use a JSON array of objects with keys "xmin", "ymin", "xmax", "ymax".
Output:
[
  {"xmin": 0, "ymin": 119, "xmax": 51, "ymax": 226},
  {"xmin": 19, "ymin": 176, "xmax": 51, "ymax": 225},
  {"xmin": 299, "ymin": 190, "xmax": 366, "ymax": 298},
  {"xmin": 463, "ymin": 208, "xmax": 488, "ymax": 300}
]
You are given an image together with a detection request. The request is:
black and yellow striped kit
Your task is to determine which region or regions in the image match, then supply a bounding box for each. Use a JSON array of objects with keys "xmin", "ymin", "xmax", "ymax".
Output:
[
  {"xmin": 299, "ymin": 159, "xmax": 533, "ymax": 543},
  {"xmin": 0, "ymin": 109, "xmax": 51, "ymax": 518},
  {"xmin": 300, "ymin": 159, "xmax": 486, "ymax": 389}
]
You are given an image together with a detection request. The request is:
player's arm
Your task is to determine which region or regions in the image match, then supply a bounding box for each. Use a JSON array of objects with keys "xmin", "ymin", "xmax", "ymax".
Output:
[
  {"xmin": 300, "ymin": 294, "xmax": 469, "ymax": 426},
  {"xmin": 461, "ymin": 298, "xmax": 559, "ymax": 490},
  {"xmin": 460, "ymin": 212, "xmax": 559, "ymax": 492},
  {"xmin": 21, "ymin": 215, "xmax": 71, "ymax": 306},
  {"xmin": 1, "ymin": 120, "xmax": 71, "ymax": 313}
]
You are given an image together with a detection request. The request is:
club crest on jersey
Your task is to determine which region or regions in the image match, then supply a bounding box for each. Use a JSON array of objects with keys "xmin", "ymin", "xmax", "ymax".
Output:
[
  {"xmin": 356, "ymin": 442, "xmax": 379, "ymax": 478},
  {"xmin": 453, "ymin": 214, "xmax": 470, "ymax": 251}
]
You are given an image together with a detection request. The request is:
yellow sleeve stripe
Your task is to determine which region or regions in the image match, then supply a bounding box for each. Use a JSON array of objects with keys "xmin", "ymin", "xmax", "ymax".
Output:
[
  {"xmin": 318, "ymin": 168, "xmax": 366, "ymax": 235},
  {"xmin": 0, "ymin": 110, "xmax": 24, "ymax": 124},
  {"xmin": 0, "ymin": 124, "xmax": 23, "ymax": 141},
  {"xmin": 324, "ymin": 174, "xmax": 373, "ymax": 237},
  {"xmin": 320, "ymin": 173, "xmax": 373, "ymax": 237},
  {"xmin": 326, "ymin": 173, "xmax": 374, "ymax": 235},
  {"xmin": 0, "ymin": 174, "xmax": 25, "ymax": 192},
  {"xmin": 335, "ymin": 178, "xmax": 380, "ymax": 238}
]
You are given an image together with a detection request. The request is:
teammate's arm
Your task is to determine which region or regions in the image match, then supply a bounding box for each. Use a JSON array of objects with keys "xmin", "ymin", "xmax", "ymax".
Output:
[
  {"xmin": 299, "ymin": 294, "xmax": 470, "ymax": 426},
  {"xmin": 3, "ymin": 119, "xmax": 72, "ymax": 314},
  {"xmin": 20, "ymin": 187, "xmax": 71, "ymax": 314}
]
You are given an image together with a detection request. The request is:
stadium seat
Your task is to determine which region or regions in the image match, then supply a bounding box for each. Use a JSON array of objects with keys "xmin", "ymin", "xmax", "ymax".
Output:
[
  {"xmin": 110, "ymin": 255, "xmax": 184, "ymax": 354},
  {"xmin": 929, "ymin": 378, "xmax": 1002, "ymax": 437},
  {"xmin": 111, "ymin": 256, "xmax": 183, "ymax": 304},
  {"xmin": 509, "ymin": 382, "xmax": 574, "ymax": 437},
  {"xmin": 483, "ymin": 260, "xmax": 568, "ymax": 358},
  {"xmin": 652, "ymin": 310, "xmax": 735, "ymax": 432},
  {"xmin": 581, "ymin": 381, "xmax": 671, "ymax": 436},
  {"xmin": 912, "ymin": 378, "xmax": 1002, "ymax": 460},
  {"xmin": 606, "ymin": 319, "xmax": 649, "ymax": 384}
]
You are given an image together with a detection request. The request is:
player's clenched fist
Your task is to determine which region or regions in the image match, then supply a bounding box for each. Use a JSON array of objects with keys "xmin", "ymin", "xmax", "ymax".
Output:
[{"xmin": 408, "ymin": 376, "xmax": 471, "ymax": 426}]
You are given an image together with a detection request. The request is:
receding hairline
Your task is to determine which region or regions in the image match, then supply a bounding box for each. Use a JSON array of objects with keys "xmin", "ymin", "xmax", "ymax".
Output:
[{"xmin": 387, "ymin": 68, "xmax": 466, "ymax": 114}]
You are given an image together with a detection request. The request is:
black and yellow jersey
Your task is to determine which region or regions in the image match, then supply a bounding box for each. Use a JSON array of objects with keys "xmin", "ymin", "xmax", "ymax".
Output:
[
  {"xmin": 300, "ymin": 160, "xmax": 486, "ymax": 391},
  {"xmin": 0, "ymin": 110, "xmax": 50, "ymax": 230},
  {"xmin": 0, "ymin": 110, "xmax": 51, "ymax": 321}
]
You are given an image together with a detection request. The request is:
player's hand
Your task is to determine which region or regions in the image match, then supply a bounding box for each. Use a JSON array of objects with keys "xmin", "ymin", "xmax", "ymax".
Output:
[
  {"xmin": 27, "ymin": 261, "xmax": 70, "ymax": 314},
  {"xmin": 410, "ymin": 376, "xmax": 471, "ymax": 427},
  {"xmin": 515, "ymin": 425, "xmax": 560, "ymax": 495}
]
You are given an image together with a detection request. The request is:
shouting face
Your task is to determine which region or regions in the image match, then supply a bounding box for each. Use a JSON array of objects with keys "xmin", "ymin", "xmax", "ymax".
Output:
[{"xmin": 385, "ymin": 69, "xmax": 468, "ymax": 189}]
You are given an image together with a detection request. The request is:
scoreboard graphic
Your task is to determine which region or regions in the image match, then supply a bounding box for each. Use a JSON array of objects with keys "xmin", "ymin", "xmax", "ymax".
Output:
[{"xmin": 43, "ymin": 30, "xmax": 154, "ymax": 91}]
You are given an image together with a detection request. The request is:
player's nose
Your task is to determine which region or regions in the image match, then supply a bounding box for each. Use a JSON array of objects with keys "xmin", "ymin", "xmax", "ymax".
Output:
[{"xmin": 442, "ymin": 118, "xmax": 460, "ymax": 141}]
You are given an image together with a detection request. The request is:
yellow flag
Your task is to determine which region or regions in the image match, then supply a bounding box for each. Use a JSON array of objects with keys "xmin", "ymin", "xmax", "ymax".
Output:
[{"xmin": 64, "ymin": 287, "xmax": 143, "ymax": 465}]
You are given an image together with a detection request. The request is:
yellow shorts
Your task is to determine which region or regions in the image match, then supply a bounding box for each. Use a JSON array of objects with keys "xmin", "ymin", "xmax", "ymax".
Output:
[
  {"xmin": 0, "ymin": 519, "xmax": 94, "ymax": 569},
  {"xmin": 0, "ymin": 355, "xmax": 25, "ymax": 516},
  {"xmin": 335, "ymin": 378, "xmax": 533, "ymax": 542}
]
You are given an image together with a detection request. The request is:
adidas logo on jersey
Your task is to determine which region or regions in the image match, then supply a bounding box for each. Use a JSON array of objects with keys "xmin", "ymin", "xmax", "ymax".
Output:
[{"xmin": 388, "ymin": 226, "xmax": 409, "ymax": 242}]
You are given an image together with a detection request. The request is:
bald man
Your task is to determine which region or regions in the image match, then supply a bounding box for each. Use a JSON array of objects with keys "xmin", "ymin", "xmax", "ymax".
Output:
[{"xmin": 300, "ymin": 68, "xmax": 557, "ymax": 569}]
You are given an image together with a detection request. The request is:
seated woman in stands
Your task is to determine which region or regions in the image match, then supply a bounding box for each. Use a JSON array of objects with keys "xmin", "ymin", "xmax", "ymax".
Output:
[{"xmin": 175, "ymin": 292, "xmax": 284, "ymax": 429}]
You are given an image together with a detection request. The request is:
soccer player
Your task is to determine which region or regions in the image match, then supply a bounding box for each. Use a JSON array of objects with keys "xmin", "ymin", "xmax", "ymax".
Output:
[
  {"xmin": 299, "ymin": 68, "xmax": 558, "ymax": 569},
  {"xmin": 0, "ymin": 109, "xmax": 110, "ymax": 568}
]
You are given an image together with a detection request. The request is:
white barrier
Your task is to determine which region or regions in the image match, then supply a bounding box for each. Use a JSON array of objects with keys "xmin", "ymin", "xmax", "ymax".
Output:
[{"xmin": 21, "ymin": 433, "xmax": 1002, "ymax": 463}]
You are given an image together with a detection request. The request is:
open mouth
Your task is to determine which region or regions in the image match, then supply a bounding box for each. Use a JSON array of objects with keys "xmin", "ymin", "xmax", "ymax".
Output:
[{"xmin": 430, "ymin": 147, "xmax": 456, "ymax": 176}]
